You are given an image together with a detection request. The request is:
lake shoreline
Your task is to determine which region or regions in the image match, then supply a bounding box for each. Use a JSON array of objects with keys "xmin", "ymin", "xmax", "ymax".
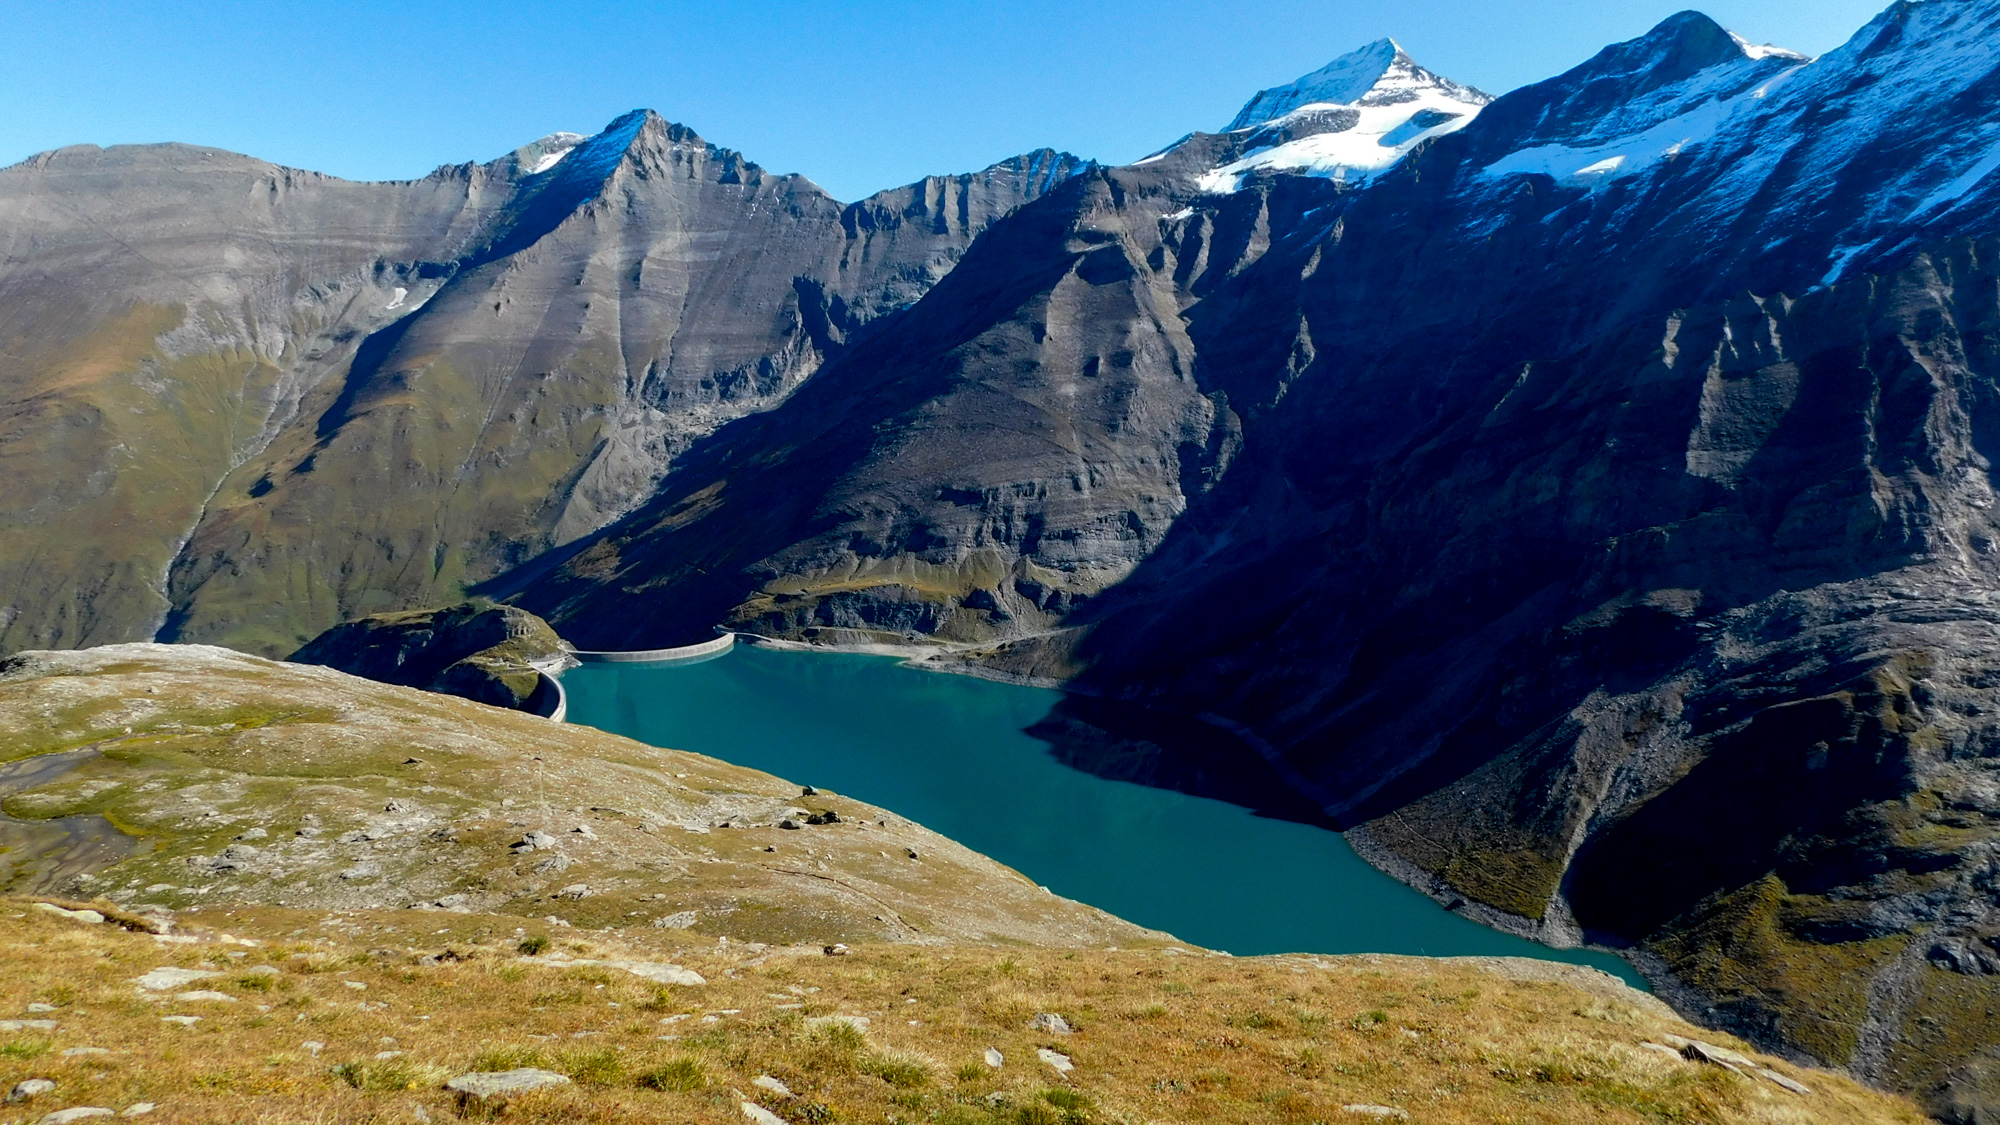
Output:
[
  {"xmin": 719, "ymin": 634, "xmax": 1654, "ymax": 986},
  {"xmin": 562, "ymin": 645, "xmax": 1649, "ymax": 987}
]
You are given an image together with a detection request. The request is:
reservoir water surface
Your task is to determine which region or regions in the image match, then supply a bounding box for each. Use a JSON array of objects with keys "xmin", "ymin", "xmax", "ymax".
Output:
[{"xmin": 563, "ymin": 644, "xmax": 1642, "ymax": 986}]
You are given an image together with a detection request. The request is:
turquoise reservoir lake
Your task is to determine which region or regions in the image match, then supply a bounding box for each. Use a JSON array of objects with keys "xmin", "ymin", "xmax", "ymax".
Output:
[{"xmin": 563, "ymin": 644, "xmax": 1642, "ymax": 986}]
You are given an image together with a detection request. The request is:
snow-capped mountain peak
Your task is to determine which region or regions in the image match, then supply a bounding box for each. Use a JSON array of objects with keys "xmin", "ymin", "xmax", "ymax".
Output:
[
  {"xmin": 1224, "ymin": 39, "xmax": 1488, "ymax": 132},
  {"xmin": 1195, "ymin": 41, "xmax": 1492, "ymax": 193},
  {"xmin": 1728, "ymin": 31, "xmax": 1809, "ymax": 62}
]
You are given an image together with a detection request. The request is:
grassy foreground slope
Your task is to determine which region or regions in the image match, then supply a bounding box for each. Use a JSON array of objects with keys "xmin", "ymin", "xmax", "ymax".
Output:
[
  {"xmin": 0, "ymin": 905, "xmax": 1918, "ymax": 1125},
  {"xmin": 0, "ymin": 644, "xmax": 1150, "ymax": 947},
  {"xmin": 0, "ymin": 645, "xmax": 1921, "ymax": 1124}
]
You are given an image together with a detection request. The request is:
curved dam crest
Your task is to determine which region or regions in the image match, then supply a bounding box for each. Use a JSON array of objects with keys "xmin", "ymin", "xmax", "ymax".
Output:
[{"xmin": 559, "ymin": 643, "xmax": 1645, "ymax": 986}]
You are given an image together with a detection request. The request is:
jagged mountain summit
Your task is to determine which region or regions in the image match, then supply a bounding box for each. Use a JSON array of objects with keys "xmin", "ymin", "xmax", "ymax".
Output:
[{"xmin": 1196, "ymin": 38, "xmax": 1493, "ymax": 192}]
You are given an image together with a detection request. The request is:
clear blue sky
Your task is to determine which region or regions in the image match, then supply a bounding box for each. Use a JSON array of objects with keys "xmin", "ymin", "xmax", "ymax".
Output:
[{"xmin": 0, "ymin": 0, "xmax": 1892, "ymax": 202}]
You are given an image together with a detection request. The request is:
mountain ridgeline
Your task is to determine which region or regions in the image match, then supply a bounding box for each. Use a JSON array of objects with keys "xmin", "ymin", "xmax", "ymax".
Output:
[
  {"xmin": 0, "ymin": 114, "xmax": 1086, "ymax": 655},
  {"xmin": 7, "ymin": 0, "xmax": 2000, "ymax": 1116}
]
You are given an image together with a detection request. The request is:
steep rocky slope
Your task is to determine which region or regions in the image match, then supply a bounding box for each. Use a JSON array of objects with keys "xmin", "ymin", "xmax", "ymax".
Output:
[{"xmin": 0, "ymin": 115, "xmax": 1084, "ymax": 656}]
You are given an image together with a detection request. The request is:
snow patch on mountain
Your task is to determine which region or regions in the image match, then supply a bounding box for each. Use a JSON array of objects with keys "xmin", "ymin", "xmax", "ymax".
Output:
[
  {"xmin": 1459, "ymin": 0, "xmax": 2000, "ymax": 290},
  {"xmin": 521, "ymin": 132, "xmax": 587, "ymax": 176},
  {"xmin": 1199, "ymin": 41, "xmax": 1491, "ymax": 193},
  {"xmin": 1729, "ymin": 32, "xmax": 1809, "ymax": 62},
  {"xmin": 1910, "ymin": 137, "xmax": 2000, "ymax": 220},
  {"xmin": 1480, "ymin": 36, "xmax": 1809, "ymax": 188},
  {"xmin": 1481, "ymin": 58, "xmax": 1803, "ymax": 186},
  {"xmin": 1201, "ymin": 95, "xmax": 1484, "ymax": 193}
]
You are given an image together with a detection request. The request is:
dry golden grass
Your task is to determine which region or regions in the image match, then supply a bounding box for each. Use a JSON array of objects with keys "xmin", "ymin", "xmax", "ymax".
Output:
[{"xmin": 0, "ymin": 900, "xmax": 1921, "ymax": 1125}]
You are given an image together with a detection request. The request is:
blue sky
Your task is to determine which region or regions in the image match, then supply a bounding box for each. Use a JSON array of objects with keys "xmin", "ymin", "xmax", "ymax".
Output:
[{"xmin": 1, "ymin": 0, "xmax": 1892, "ymax": 202}]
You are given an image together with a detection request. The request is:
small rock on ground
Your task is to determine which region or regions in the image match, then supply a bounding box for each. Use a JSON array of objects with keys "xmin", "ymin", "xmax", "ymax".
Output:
[
  {"xmin": 752, "ymin": 1076, "xmax": 792, "ymax": 1097},
  {"xmin": 31, "ymin": 904, "xmax": 102, "ymax": 925},
  {"xmin": 741, "ymin": 1103, "xmax": 786, "ymax": 1125},
  {"xmin": 40, "ymin": 1110, "xmax": 114, "ymax": 1124},
  {"xmin": 512, "ymin": 831, "xmax": 558, "ymax": 852},
  {"xmin": 1029, "ymin": 1012, "xmax": 1074, "ymax": 1035},
  {"xmin": 1681, "ymin": 1040, "xmax": 1756, "ymax": 1071},
  {"xmin": 1036, "ymin": 1048, "xmax": 1073, "ymax": 1074},
  {"xmin": 548, "ymin": 959, "xmax": 705, "ymax": 987},
  {"xmin": 173, "ymin": 991, "xmax": 235, "ymax": 1003},
  {"xmin": 1342, "ymin": 1107, "xmax": 1410, "ymax": 1120},
  {"xmin": 445, "ymin": 1069, "xmax": 571, "ymax": 1104},
  {"xmin": 1755, "ymin": 1068, "xmax": 1813, "ymax": 1095},
  {"xmin": 9, "ymin": 1079, "xmax": 55, "ymax": 1103},
  {"xmin": 131, "ymin": 968, "xmax": 219, "ymax": 992},
  {"xmin": 984, "ymin": 1048, "xmax": 1004, "ymax": 1068},
  {"xmin": 0, "ymin": 1021, "xmax": 57, "ymax": 1033}
]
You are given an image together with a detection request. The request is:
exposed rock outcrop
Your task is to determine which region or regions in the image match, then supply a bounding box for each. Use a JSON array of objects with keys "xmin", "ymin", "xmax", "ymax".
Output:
[{"xmin": 289, "ymin": 600, "xmax": 568, "ymax": 712}]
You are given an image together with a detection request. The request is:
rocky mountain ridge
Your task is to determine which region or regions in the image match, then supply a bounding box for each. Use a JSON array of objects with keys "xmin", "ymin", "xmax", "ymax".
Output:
[{"xmin": 0, "ymin": 112, "xmax": 1087, "ymax": 656}]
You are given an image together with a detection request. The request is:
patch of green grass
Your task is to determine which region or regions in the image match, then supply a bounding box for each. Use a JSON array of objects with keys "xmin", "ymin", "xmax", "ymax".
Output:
[
  {"xmin": 636, "ymin": 1056, "xmax": 705, "ymax": 1092},
  {"xmin": 1020, "ymin": 1092, "xmax": 1093, "ymax": 1125},
  {"xmin": 517, "ymin": 935, "xmax": 551, "ymax": 956},
  {"xmin": 1, "ymin": 1037, "xmax": 52, "ymax": 1059},
  {"xmin": 555, "ymin": 1046, "xmax": 623, "ymax": 1086},
  {"xmin": 863, "ymin": 1049, "xmax": 936, "ymax": 1088}
]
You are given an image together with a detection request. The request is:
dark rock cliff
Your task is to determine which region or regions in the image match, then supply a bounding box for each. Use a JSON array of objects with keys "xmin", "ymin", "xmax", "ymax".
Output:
[{"xmin": 289, "ymin": 600, "xmax": 568, "ymax": 713}]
